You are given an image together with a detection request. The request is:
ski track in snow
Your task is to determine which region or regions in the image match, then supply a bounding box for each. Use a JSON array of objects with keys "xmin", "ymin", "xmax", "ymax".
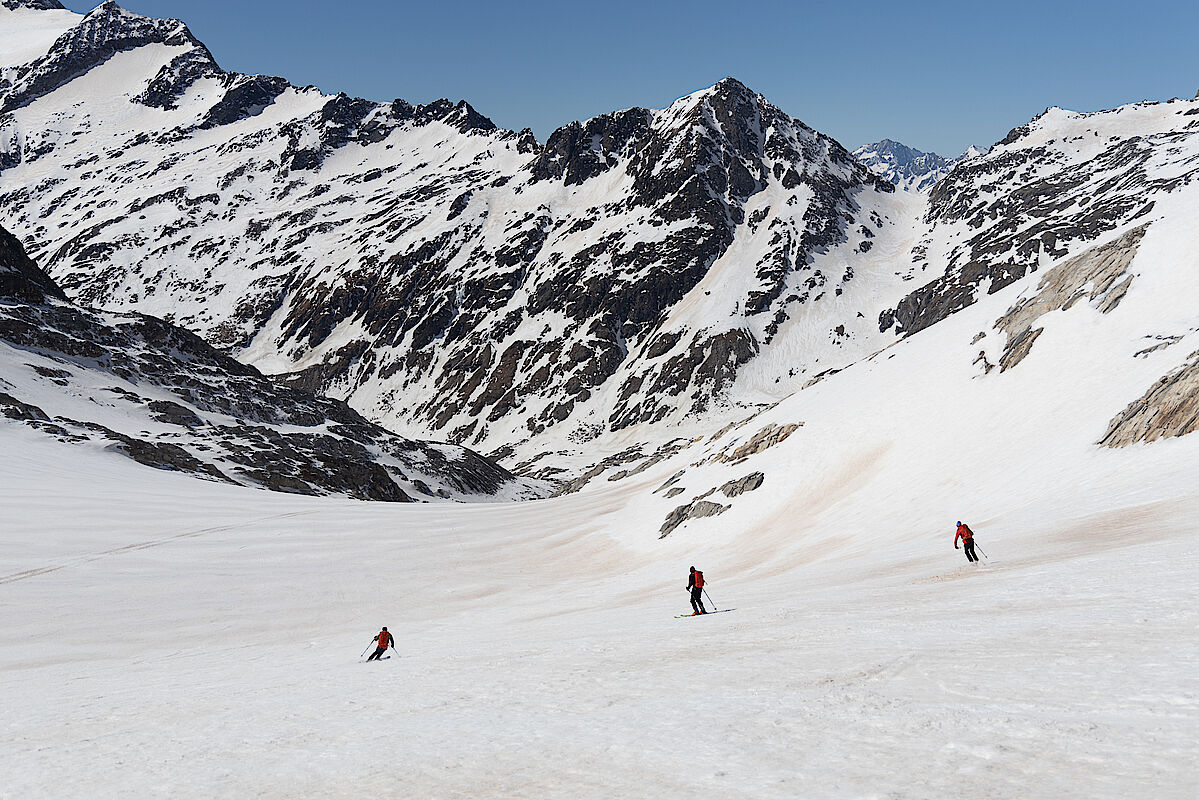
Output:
[{"xmin": 2, "ymin": 428, "xmax": 1196, "ymax": 800}]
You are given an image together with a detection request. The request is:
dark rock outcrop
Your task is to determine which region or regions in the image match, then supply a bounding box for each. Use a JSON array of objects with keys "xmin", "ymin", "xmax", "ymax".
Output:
[
  {"xmin": 0, "ymin": 223, "xmax": 538, "ymax": 501},
  {"xmin": 659, "ymin": 498, "xmax": 731, "ymax": 538},
  {"xmin": 135, "ymin": 48, "xmax": 222, "ymax": 110},
  {"xmin": 721, "ymin": 471, "xmax": 764, "ymax": 497},
  {"xmin": 0, "ymin": 225, "xmax": 67, "ymax": 302}
]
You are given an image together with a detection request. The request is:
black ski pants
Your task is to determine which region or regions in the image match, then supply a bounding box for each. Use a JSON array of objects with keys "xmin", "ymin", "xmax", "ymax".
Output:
[
  {"xmin": 366, "ymin": 646, "xmax": 388, "ymax": 661},
  {"xmin": 690, "ymin": 586, "xmax": 707, "ymax": 614},
  {"xmin": 963, "ymin": 539, "xmax": 978, "ymax": 562}
]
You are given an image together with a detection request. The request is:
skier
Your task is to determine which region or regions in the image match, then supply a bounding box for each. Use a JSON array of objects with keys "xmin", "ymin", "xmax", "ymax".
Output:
[
  {"xmin": 954, "ymin": 521, "xmax": 979, "ymax": 563},
  {"xmin": 366, "ymin": 627, "xmax": 393, "ymax": 661},
  {"xmin": 687, "ymin": 566, "xmax": 707, "ymax": 615}
]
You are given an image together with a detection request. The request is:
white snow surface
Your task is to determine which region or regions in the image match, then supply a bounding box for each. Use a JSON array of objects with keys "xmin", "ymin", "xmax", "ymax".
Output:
[
  {"xmin": 0, "ymin": 4, "xmax": 78, "ymax": 69},
  {"xmin": 5, "ymin": 207, "xmax": 1199, "ymax": 795}
]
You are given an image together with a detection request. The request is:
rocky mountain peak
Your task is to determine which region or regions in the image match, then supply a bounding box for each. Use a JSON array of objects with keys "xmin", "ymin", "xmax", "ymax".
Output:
[
  {"xmin": 711, "ymin": 75, "xmax": 751, "ymax": 93},
  {"xmin": 679, "ymin": 76, "xmax": 767, "ymax": 151},
  {"xmin": 2, "ymin": 0, "xmax": 211, "ymax": 113},
  {"xmin": 530, "ymin": 77, "xmax": 798, "ymax": 190},
  {"xmin": 81, "ymin": 0, "xmax": 200, "ymax": 44},
  {"xmin": 867, "ymin": 138, "xmax": 925, "ymax": 162}
]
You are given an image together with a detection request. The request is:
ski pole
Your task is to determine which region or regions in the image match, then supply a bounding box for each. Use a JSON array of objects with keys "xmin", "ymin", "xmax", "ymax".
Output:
[
  {"xmin": 975, "ymin": 544, "xmax": 989, "ymax": 560},
  {"xmin": 704, "ymin": 588, "xmax": 718, "ymax": 612},
  {"xmin": 360, "ymin": 642, "xmax": 373, "ymax": 658}
]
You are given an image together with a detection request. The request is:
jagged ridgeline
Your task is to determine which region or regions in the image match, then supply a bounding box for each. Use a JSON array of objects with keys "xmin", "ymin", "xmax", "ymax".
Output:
[{"xmin": 3, "ymin": 0, "xmax": 1199, "ymax": 468}]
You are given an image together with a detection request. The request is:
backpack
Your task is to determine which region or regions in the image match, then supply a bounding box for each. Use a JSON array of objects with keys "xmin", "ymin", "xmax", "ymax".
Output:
[{"xmin": 694, "ymin": 570, "xmax": 704, "ymax": 588}]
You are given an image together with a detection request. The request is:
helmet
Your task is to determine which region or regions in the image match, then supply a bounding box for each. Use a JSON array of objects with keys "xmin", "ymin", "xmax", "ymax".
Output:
[
  {"xmin": 689, "ymin": 566, "xmax": 695, "ymax": 571},
  {"xmin": 956, "ymin": 521, "xmax": 961, "ymax": 527},
  {"xmin": 381, "ymin": 627, "xmax": 387, "ymax": 631}
]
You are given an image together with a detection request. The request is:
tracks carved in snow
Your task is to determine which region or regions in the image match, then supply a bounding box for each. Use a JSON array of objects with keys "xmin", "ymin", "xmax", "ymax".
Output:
[{"xmin": 0, "ymin": 511, "xmax": 317, "ymax": 585}]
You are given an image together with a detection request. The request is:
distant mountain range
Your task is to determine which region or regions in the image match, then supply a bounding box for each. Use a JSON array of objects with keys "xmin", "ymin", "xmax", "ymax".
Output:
[{"xmin": 852, "ymin": 139, "xmax": 986, "ymax": 191}]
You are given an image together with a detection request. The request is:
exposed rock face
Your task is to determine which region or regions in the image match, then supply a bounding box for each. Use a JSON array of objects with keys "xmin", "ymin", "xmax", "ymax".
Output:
[
  {"xmin": 0, "ymin": 389, "xmax": 48, "ymax": 420},
  {"xmin": 709, "ymin": 423, "xmax": 802, "ymax": 464},
  {"xmin": 1100, "ymin": 350, "xmax": 1199, "ymax": 447},
  {"xmin": 992, "ymin": 225, "xmax": 1148, "ymax": 371},
  {"xmin": 0, "ymin": 224, "xmax": 540, "ymax": 501},
  {"xmin": 881, "ymin": 103, "xmax": 1195, "ymax": 337},
  {"xmin": 0, "ymin": 223, "xmax": 66, "ymax": 302},
  {"xmin": 544, "ymin": 437, "xmax": 694, "ymax": 496},
  {"xmin": 659, "ymin": 499, "xmax": 730, "ymax": 538},
  {"xmin": 721, "ymin": 472, "xmax": 764, "ymax": 497}
]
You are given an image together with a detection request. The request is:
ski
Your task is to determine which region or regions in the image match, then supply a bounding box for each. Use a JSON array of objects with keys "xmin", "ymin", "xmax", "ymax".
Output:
[{"xmin": 673, "ymin": 609, "xmax": 733, "ymax": 618}]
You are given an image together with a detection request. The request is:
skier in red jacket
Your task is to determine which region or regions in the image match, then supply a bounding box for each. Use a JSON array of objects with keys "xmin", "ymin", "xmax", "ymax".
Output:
[
  {"xmin": 687, "ymin": 566, "xmax": 707, "ymax": 615},
  {"xmin": 366, "ymin": 627, "xmax": 393, "ymax": 661},
  {"xmin": 954, "ymin": 521, "xmax": 978, "ymax": 563}
]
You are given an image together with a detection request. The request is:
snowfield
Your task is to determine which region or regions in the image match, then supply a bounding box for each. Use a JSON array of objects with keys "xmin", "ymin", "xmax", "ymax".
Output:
[
  {"xmin": 6, "ymin": 205, "xmax": 1199, "ymax": 798},
  {"xmin": 4, "ymin": 428, "xmax": 1196, "ymax": 800}
]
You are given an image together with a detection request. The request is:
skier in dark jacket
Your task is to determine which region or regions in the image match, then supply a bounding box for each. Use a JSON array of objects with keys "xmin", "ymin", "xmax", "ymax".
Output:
[
  {"xmin": 687, "ymin": 567, "xmax": 707, "ymax": 615},
  {"xmin": 954, "ymin": 521, "xmax": 979, "ymax": 563},
  {"xmin": 367, "ymin": 627, "xmax": 393, "ymax": 661}
]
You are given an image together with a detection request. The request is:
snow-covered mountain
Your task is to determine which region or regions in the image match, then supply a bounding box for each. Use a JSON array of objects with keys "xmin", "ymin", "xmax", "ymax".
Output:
[
  {"xmin": 3, "ymin": 0, "xmax": 1199, "ymax": 484},
  {"xmin": 0, "ymin": 1, "xmax": 915, "ymax": 467},
  {"xmin": 882, "ymin": 100, "xmax": 1199, "ymax": 336},
  {"xmin": 0, "ymin": 222, "xmax": 540, "ymax": 501},
  {"xmin": 852, "ymin": 138, "xmax": 968, "ymax": 191}
]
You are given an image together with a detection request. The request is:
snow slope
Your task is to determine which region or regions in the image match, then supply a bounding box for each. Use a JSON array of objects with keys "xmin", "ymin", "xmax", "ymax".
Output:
[
  {"xmin": 3, "ymin": 419, "xmax": 1195, "ymax": 799},
  {"xmin": 0, "ymin": 2, "xmax": 76, "ymax": 70},
  {"xmin": 4, "ymin": 187, "xmax": 1198, "ymax": 796}
]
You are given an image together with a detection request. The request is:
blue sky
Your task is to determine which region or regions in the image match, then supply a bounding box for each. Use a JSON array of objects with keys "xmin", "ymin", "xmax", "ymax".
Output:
[{"xmin": 61, "ymin": 0, "xmax": 1199, "ymax": 156}]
